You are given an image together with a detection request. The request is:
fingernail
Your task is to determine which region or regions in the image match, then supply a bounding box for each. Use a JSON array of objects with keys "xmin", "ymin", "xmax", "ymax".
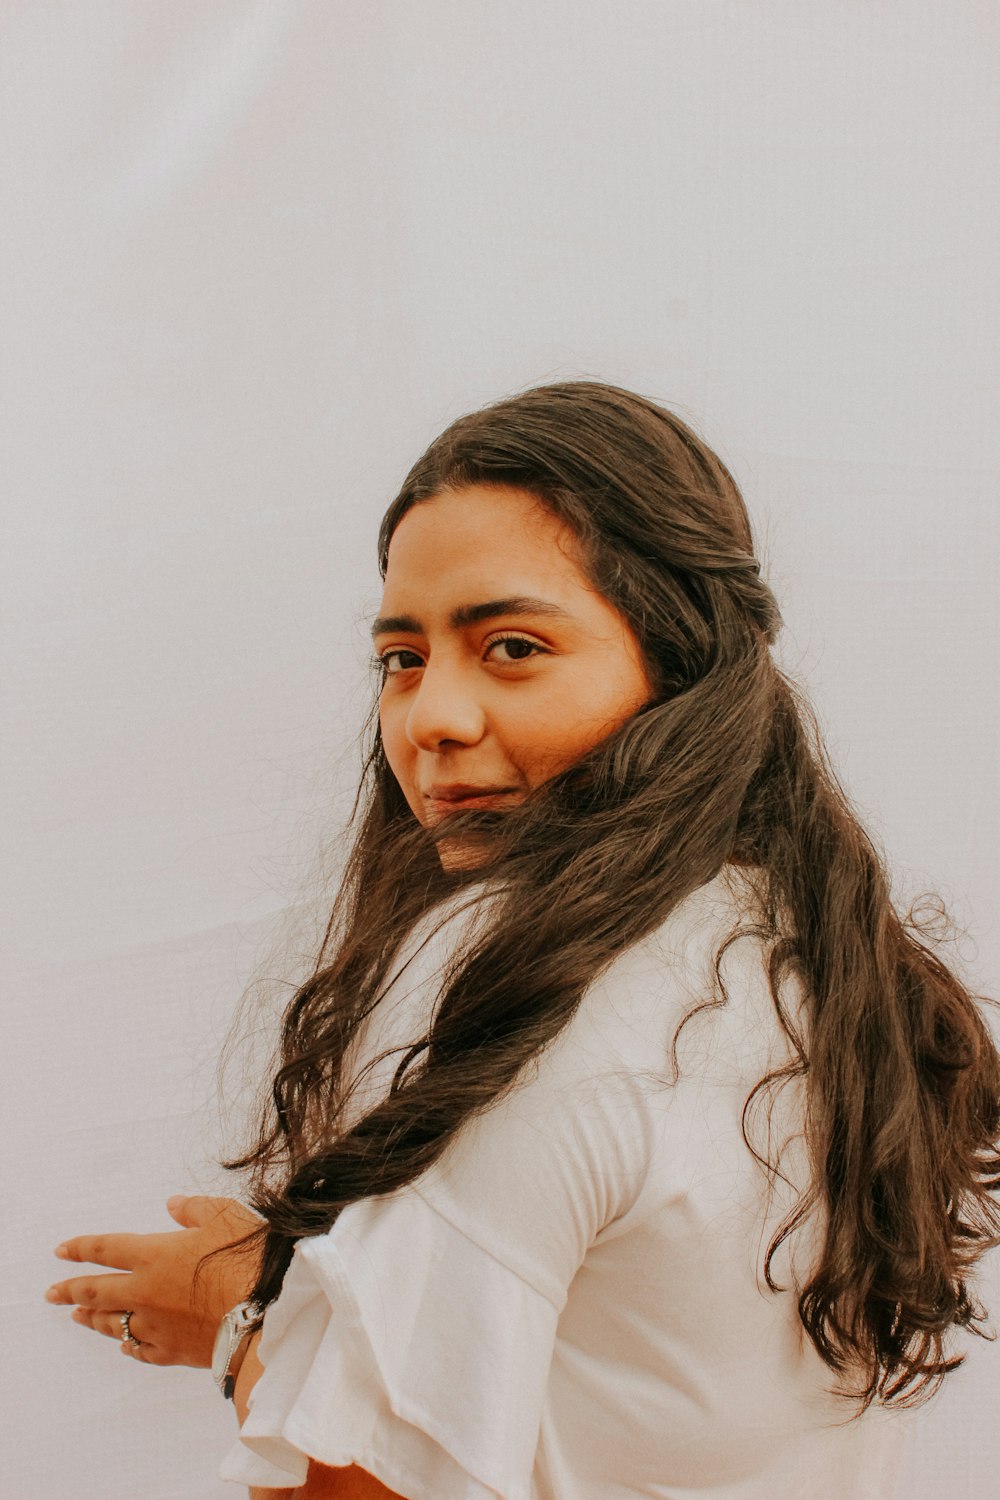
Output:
[
  {"xmin": 54, "ymin": 1244, "xmax": 69, "ymax": 1259},
  {"xmin": 44, "ymin": 1287, "xmax": 61, "ymax": 1303},
  {"xmin": 71, "ymin": 1307, "xmax": 87, "ymax": 1323},
  {"xmin": 166, "ymin": 1195, "xmax": 183, "ymax": 1211}
]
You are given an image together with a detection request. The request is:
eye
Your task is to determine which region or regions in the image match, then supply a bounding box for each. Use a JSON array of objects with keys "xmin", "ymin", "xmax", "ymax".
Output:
[
  {"xmin": 378, "ymin": 648, "xmax": 425, "ymax": 674},
  {"xmin": 484, "ymin": 634, "xmax": 546, "ymax": 664}
]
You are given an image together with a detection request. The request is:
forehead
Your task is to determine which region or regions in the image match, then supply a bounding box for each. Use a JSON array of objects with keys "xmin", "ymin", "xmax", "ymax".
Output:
[{"xmin": 382, "ymin": 485, "xmax": 588, "ymax": 599}]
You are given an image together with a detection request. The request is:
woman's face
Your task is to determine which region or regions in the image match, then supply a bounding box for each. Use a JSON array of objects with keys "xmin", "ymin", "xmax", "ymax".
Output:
[{"xmin": 375, "ymin": 485, "xmax": 652, "ymax": 862}]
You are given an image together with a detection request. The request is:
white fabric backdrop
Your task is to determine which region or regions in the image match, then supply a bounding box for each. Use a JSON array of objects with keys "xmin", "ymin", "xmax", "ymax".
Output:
[{"xmin": 3, "ymin": 3, "xmax": 998, "ymax": 1496}]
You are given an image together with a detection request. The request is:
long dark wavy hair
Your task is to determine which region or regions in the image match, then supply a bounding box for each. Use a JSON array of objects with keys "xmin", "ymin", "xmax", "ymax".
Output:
[{"xmin": 227, "ymin": 381, "xmax": 1000, "ymax": 1408}]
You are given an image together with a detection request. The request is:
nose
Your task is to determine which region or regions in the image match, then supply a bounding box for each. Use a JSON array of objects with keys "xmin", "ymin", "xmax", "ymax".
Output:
[{"xmin": 404, "ymin": 658, "xmax": 487, "ymax": 751}]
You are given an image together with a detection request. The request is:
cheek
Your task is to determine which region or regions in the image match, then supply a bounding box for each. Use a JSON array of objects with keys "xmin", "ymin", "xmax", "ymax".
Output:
[
  {"xmin": 506, "ymin": 680, "xmax": 644, "ymax": 780},
  {"xmin": 516, "ymin": 725, "xmax": 604, "ymax": 781},
  {"xmin": 379, "ymin": 700, "xmax": 412, "ymax": 787}
]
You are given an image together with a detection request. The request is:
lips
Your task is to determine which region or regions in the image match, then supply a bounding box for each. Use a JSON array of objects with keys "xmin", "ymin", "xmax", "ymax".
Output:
[{"xmin": 423, "ymin": 784, "xmax": 521, "ymax": 816}]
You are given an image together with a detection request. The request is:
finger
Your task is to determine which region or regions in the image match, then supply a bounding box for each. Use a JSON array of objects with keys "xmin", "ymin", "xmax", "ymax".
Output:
[
  {"xmin": 165, "ymin": 1194, "xmax": 236, "ymax": 1229},
  {"xmin": 46, "ymin": 1271, "xmax": 137, "ymax": 1308},
  {"xmin": 75, "ymin": 1307, "xmax": 168, "ymax": 1363},
  {"xmin": 72, "ymin": 1307, "xmax": 139, "ymax": 1343},
  {"xmin": 120, "ymin": 1339, "xmax": 160, "ymax": 1365},
  {"xmin": 54, "ymin": 1232, "xmax": 152, "ymax": 1269},
  {"xmin": 165, "ymin": 1194, "xmax": 214, "ymax": 1229}
]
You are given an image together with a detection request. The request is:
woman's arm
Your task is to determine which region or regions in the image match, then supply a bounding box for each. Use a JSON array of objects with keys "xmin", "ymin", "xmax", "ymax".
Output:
[{"xmin": 235, "ymin": 1336, "xmax": 406, "ymax": 1500}]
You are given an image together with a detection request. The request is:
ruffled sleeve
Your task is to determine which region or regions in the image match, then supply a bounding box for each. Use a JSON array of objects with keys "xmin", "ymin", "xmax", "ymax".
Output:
[
  {"xmin": 220, "ymin": 887, "xmax": 697, "ymax": 1497},
  {"xmin": 219, "ymin": 1191, "xmax": 561, "ymax": 1497}
]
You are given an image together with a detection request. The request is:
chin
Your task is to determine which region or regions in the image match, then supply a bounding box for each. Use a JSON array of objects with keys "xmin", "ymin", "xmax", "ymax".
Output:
[{"xmin": 436, "ymin": 838, "xmax": 486, "ymax": 871}]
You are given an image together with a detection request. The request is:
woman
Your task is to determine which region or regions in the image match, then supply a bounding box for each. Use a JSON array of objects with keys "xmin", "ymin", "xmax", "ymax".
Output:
[{"xmin": 48, "ymin": 383, "xmax": 1000, "ymax": 1499}]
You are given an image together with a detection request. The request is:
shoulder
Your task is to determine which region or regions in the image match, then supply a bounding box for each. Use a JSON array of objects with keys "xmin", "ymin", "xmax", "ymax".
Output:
[
  {"xmin": 389, "ymin": 866, "xmax": 771, "ymax": 1084},
  {"xmin": 566, "ymin": 863, "xmax": 769, "ymax": 1065},
  {"xmin": 408, "ymin": 867, "xmax": 781, "ymax": 1297}
]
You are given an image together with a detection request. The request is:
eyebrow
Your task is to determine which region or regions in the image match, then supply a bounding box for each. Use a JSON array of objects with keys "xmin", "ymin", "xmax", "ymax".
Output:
[{"xmin": 370, "ymin": 595, "xmax": 575, "ymax": 639}]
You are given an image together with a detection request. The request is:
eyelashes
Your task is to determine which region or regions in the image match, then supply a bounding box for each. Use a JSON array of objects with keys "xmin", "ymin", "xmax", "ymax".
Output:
[
  {"xmin": 484, "ymin": 633, "xmax": 546, "ymax": 664},
  {"xmin": 376, "ymin": 633, "xmax": 548, "ymax": 675},
  {"xmin": 376, "ymin": 648, "xmax": 425, "ymax": 675}
]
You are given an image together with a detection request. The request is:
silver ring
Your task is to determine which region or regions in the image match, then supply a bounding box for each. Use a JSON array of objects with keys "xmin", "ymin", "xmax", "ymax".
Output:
[{"xmin": 119, "ymin": 1310, "xmax": 141, "ymax": 1347}]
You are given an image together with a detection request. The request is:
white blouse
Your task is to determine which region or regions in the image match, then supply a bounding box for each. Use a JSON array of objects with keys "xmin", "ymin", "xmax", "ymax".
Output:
[{"xmin": 221, "ymin": 870, "xmax": 910, "ymax": 1497}]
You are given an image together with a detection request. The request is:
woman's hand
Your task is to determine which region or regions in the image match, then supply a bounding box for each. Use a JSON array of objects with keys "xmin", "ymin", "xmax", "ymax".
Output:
[{"xmin": 45, "ymin": 1195, "xmax": 263, "ymax": 1368}]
